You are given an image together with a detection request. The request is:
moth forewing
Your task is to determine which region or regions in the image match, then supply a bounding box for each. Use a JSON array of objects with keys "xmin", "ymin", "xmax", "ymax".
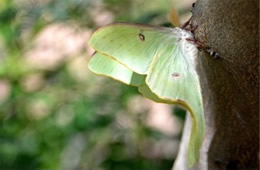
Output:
[{"xmin": 89, "ymin": 24, "xmax": 178, "ymax": 75}]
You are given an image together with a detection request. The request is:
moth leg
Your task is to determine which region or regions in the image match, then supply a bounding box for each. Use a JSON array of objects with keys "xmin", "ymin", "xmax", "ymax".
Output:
[
  {"xmin": 186, "ymin": 38, "xmax": 222, "ymax": 59},
  {"xmin": 181, "ymin": 17, "xmax": 192, "ymax": 29},
  {"xmin": 186, "ymin": 38, "xmax": 206, "ymax": 51},
  {"xmin": 184, "ymin": 25, "xmax": 198, "ymax": 33},
  {"xmin": 186, "ymin": 36, "xmax": 222, "ymax": 59}
]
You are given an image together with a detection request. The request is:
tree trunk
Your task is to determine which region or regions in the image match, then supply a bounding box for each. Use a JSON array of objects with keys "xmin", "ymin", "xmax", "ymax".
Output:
[{"xmin": 173, "ymin": 0, "xmax": 259, "ymax": 170}]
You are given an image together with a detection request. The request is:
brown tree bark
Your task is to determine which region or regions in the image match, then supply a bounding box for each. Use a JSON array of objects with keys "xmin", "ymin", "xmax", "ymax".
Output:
[{"xmin": 173, "ymin": 0, "xmax": 259, "ymax": 170}]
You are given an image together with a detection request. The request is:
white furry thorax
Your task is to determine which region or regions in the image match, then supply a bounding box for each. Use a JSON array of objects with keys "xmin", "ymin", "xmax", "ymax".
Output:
[{"xmin": 172, "ymin": 27, "xmax": 199, "ymax": 67}]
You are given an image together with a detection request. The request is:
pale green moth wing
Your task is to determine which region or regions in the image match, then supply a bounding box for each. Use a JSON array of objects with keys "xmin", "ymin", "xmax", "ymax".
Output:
[
  {"xmin": 145, "ymin": 27, "xmax": 205, "ymax": 167},
  {"xmin": 138, "ymin": 84, "xmax": 172, "ymax": 103},
  {"xmin": 88, "ymin": 52, "xmax": 145, "ymax": 86},
  {"xmin": 88, "ymin": 24, "xmax": 205, "ymax": 167},
  {"xmin": 89, "ymin": 23, "xmax": 178, "ymax": 74},
  {"xmin": 88, "ymin": 52, "xmax": 165, "ymax": 102}
]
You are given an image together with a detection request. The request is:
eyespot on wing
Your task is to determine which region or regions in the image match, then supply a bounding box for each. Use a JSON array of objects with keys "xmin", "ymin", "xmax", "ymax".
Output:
[{"xmin": 138, "ymin": 33, "xmax": 145, "ymax": 41}]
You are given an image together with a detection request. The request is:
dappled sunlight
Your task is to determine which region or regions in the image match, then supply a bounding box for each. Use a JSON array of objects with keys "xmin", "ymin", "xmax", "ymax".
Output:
[
  {"xmin": 25, "ymin": 23, "xmax": 90, "ymax": 70},
  {"xmin": 67, "ymin": 56, "xmax": 90, "ymax": 82},
  {"xmin": 26, "ymin": 98, "xmax": 52, "ymax": 120},
  {"xmin": 116, "ymin": 111, "xmax": 136, "ymax": 129},
  {"xmin": 146, "ymin": 104, "xmax": 182, "ymax": 136},
  {"xmin": 60, "ymin": 134, "xmax": 86, "ymax": 170},
  {"xmin": 55, "ymin": 105, "xmax": 74, "ymax": 127},
  {"xmin": 21, "ymin": 73, "xmax": 45, "ymax": 92},
  {"xmin": 0, "ymin": 80, "xmax": 10, "ymax": 103},
  {"xmin": 90, "ymin": 7, "xmax": 115, "ymax": 26},
  {"xmin": 127, "ymin": 95, "xmax": 152, "ymax": 114},
  {"xmin": 127, "ymin": 95, "xmax": 182, "ymax": 136},
  {"xmin": 140, "ymin": 138, "xmax": 179, "ymax": 159}
]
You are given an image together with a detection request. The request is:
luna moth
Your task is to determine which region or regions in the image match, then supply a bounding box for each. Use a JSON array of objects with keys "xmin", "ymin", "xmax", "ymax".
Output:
[{"xmin": 88, "ymin": 23, "xmax": 205, "ymax": 167}]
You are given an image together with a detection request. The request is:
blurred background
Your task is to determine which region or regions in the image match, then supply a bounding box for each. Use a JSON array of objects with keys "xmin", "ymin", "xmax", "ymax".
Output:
[{"xmin": 0, "ymin": 0, "xmax": 193, "ymax": 169}]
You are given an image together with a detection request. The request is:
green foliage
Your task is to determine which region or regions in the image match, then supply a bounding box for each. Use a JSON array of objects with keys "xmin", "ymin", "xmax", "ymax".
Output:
[{"xmin": 0, "ymin": 0, "xmax": 191, "ymax": 169}]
